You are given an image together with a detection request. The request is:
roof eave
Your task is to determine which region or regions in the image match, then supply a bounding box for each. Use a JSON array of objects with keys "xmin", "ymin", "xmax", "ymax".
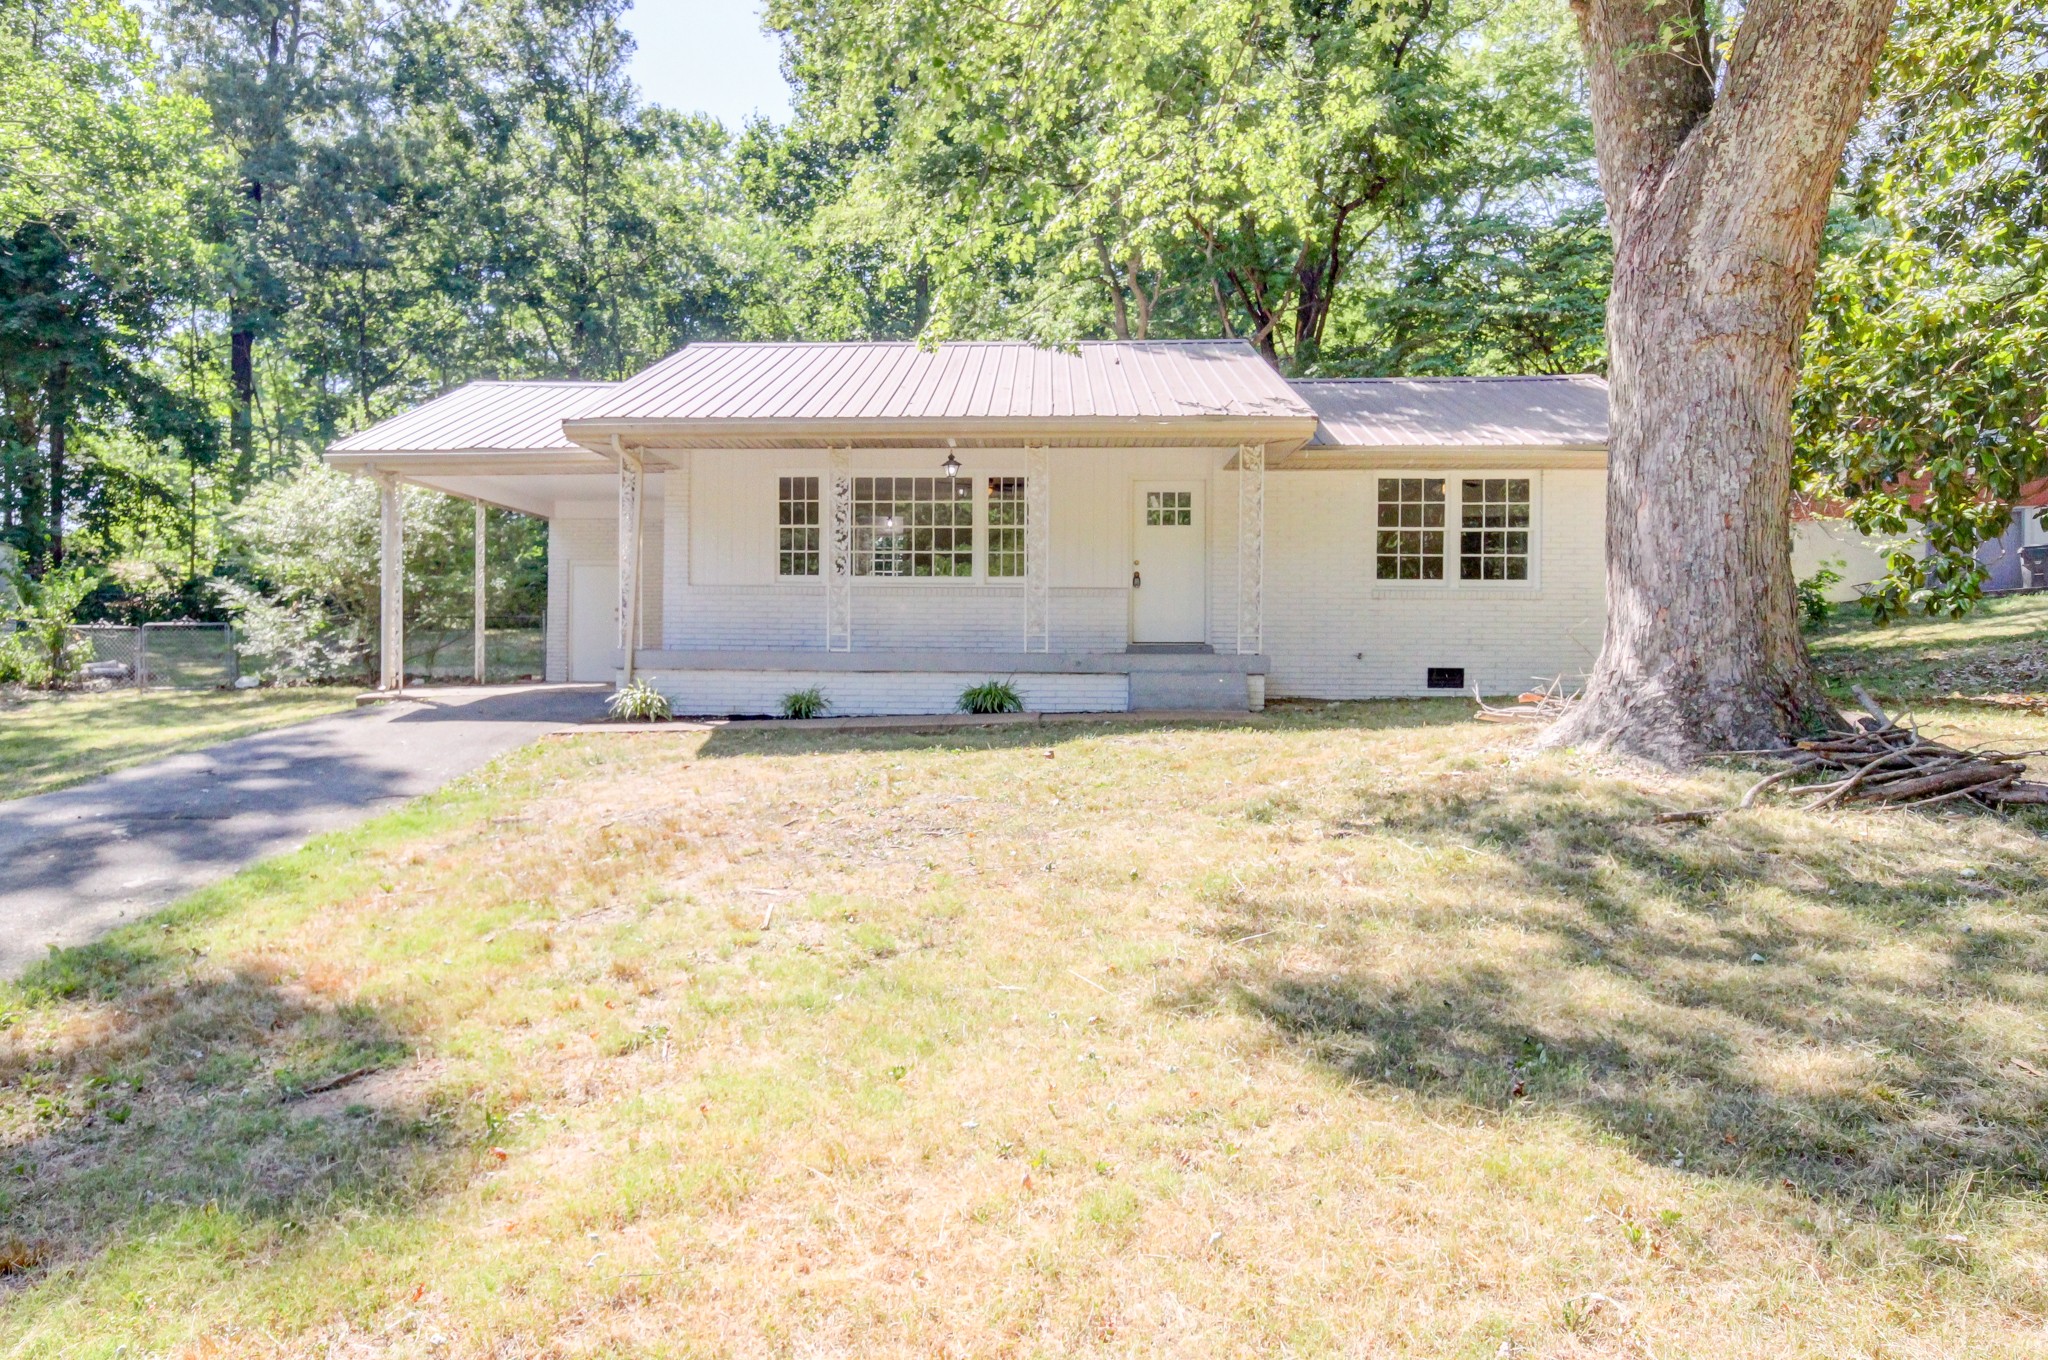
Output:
[
  {"xmin": 560, "ymin": 414, "xmax": 1322, "ymax": 456},
  {"xmin": 323, "ymin": 447, "xmax": 614, "ymax": 475}
]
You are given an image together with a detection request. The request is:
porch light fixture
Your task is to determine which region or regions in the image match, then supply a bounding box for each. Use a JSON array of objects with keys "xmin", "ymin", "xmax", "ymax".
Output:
[{"xmin": 941, "ymin": 450, "xmax": 962, "ymax": 478}]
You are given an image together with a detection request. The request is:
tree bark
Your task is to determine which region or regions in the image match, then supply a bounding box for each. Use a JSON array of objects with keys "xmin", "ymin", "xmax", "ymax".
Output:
[
  {"xmin": 46, "ymin": 365, "xmax": 69, "ymax": 570},
  {"xmin": 1545, "ymin": 0, "xmax": 1897, "ymax": 763},
  {"xmin": 230, "ymin": 314, "xmax": 256, "ymax": 490}
]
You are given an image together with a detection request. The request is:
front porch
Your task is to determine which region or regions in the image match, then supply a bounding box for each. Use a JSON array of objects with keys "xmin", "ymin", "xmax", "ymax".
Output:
[
  {"xmin": 585, "ymin": 437, "xmax": 1276, "ymax": 715},
  {"xmin": 629, "ymin": 647, "xmax": 1270, "ymax": 716}
]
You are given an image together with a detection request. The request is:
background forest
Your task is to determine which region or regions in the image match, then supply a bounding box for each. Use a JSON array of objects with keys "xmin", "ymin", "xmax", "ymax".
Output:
[{"xmin": 0, "ymin": 0, "xmax": 2039, "ymax": 678}]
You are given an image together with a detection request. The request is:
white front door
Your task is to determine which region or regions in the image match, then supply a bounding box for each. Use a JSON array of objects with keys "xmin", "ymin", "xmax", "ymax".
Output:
[
  {"xmin": 569, "ymin": 561, "xmax": 617, "ymax": 682},
  {"xmin": 1131, "ymin": 483, "xmax": 1206, "ymax": 644}
]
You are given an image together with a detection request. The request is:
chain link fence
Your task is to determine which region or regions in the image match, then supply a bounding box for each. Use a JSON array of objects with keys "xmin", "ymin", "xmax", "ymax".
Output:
[
  {"xmin": 71, "ymin": 623, "xmax": 240, "ymax": 689},
  {"xmin": 403, "ymin": 616, "xmax": 545, "ymax": 683}
]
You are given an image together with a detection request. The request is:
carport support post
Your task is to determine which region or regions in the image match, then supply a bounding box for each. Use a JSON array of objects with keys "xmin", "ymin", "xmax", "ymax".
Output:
[
  {"xmin": 378, "ymin": 471, "xmax": 404, "ymax": 692},
  {"xmin": 615, "ymin": 438, "xmax": 643, "ymax": 685},
  {"xmin": 472, "ymin": 502, "xmax": 487, "ymax": 684}
]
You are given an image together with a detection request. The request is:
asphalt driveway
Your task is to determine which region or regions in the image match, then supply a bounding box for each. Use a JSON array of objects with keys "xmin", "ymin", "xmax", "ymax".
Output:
[{"xmin": 0, "ymin": 685, "xmax": 612, "ymax": 978}]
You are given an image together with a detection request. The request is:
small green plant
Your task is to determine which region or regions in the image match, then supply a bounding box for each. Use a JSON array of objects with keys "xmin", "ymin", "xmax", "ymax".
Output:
[
  {"xmin": 958, "ymin": 678, "xmax": 1024, "ymax": 714},
  {"xmin": 0, "ymin": 563, "xmax": 98, "ymax": 688},
  {"xmin": 607, "ymin": 678, "xmax": 671, "ymax": 721},
  {"xmin": 1797, "ymin": 560, "xmax": 1845, "ymax": 628},
  {"xmin": 779, "ymin": 686, "xmax": 829, "ymax": 719}
]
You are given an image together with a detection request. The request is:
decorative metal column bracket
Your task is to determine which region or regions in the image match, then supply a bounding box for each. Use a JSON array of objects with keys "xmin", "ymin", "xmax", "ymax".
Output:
[
  {"xmin": 1024, "ymin": 444, "xmax": 1051, "ymax": 652},
  {"xmin": 1237, "ymin": 442, "xmax": 1264, "ymax": 655},
  {"xmin": 826, "ymin": 446, "xmax": 853, "ymax": 652},
  {"xmin": 616, "ymin": 437, "xmax": 644, "ymax": 683}
]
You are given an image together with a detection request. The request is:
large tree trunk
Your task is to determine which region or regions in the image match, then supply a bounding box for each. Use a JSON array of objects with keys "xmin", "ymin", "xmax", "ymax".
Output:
[
  {"xmin": 46, "ymin": 366, "xmax": 68, "ymax": 570},
  {"xmin": 1545, "ymin": 0, "xmax": 1897, "ymax": 763},
  {"xmin": 229, "ymin": 317, "xmax": 256, "ymax": 489}
]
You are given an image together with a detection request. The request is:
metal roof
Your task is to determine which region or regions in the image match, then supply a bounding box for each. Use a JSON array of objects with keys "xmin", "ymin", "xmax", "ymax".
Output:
[
  {"xmin": 575, "ymin": 340, "xmax": 1315, "ymax": 423},
  {"xmin": 321, "ymin": 353, "xmax": 1611, "ymax": 466},
  {"xmin": 326, "ymin": 380, "xmax": 616, "ymax": 455},
  {"xmin": 1294, "ymin": 375, "xmax": 1608, "ymax": 449}
]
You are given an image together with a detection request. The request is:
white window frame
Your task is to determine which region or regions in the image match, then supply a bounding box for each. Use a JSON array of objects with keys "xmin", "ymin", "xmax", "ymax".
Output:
[
  {"xmin": 774, "ymin": 459, "xmax": 1037, "ymax": 586},
  {"xmin": 775, "ymin": 472, "xmax": 823, "ymax": 580},
  {"xmin": 986, "ymin": 474, "xmax": 1030, "ymax": 579},
  {"xmin": 1371, "ymin": 468, "xmax": 1542, "ymax": 591}
]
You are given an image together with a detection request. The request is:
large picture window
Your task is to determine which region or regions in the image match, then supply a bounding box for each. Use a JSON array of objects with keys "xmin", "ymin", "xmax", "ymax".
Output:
[
  {"xmin": 853, "ymin": 476, "xmax": 973, "ymax": 577},
  {"xmin": 778, "ymin": 476, "xmax": 820, "ymax": 577},
  {"xmin": 1375, "ymin": 477, "xmax": 1446, "ymax": 580},
  {"xmin": 1459, "ymin": 478, "xmax": 1531, "ymax": 581},
  {"xmin": 987, "ymin": 476, "xmax": 1028, "ymax": 577}
]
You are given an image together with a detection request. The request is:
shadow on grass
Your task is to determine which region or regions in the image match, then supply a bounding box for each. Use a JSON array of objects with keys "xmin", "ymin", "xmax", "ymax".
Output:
[
  {"xmin": 689, "ymin": 697, "xmax": 1473, "ymax": 759},
  {"xmin": 0, "ymin": 930, "xmax": 454, "ymax": 1287},
  {"xmin": 1201, "ymin": 766, "xmax": 2048, "ymax": 1205}
]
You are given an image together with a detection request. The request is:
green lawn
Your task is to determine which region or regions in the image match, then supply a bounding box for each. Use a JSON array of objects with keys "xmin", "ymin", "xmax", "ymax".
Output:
[
  {"xmin": 0, "ymin": 687, "xmax": 357, "ymax": 800},
  {"xmin": 3, "ymin": 693, "xmax": 2046, "ymax": 1356},
  {"xmin": 1811, "ymin": 593, "xmax": 2048, "ymax": 706}
]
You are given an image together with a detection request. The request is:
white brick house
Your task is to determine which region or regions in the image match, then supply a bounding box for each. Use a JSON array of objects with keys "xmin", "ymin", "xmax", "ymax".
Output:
[{"xmin": 325, "ymin": 341, "xmax": 1609, "ymax": 715}]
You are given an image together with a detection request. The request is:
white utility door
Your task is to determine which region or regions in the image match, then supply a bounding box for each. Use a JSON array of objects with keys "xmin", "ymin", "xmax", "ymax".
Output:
[
  {"xmin": 1131, "ymin": 483, "xmax": 1207, "ymax": 644},
  {"xmin": 568, "ymin": 561, "xmax": 617, "ymax": 682}
]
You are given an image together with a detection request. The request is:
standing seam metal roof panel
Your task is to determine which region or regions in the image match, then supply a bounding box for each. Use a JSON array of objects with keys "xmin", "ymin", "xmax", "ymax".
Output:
[
  {"xmin": 324, "ymin": 380, "xmax": 616, "ymax": 455},
  {"xmin": 1293, "ymin": 376, "xmax": 1608, "ymax": 449},
  {"xmin": 574, "ymin": 341, "xmax": 1316, "ymax": 424}
]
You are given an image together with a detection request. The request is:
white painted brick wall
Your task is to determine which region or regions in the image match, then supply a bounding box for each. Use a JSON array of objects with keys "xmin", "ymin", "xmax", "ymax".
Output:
[
  {"xmin": 641, "ymin": 669, "xmax": 1130, "ymax": 717},
  {"xmin": 549, "ymin": 454, "xmax": 1609, "ymax": 702},
  {"xmin": 1262, "ymin": 468, "xmax": 1607, "ymax": 698}
]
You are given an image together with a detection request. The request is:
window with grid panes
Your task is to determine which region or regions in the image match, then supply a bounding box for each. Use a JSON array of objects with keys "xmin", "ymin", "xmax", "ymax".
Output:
[
  {"xmin": 778, "ymin": 476, "xmax": 820, "ymax": 577},
  {"xmin": 987, "ymin": 477, "xmax": 1027, "ymax": 577},
  {"xmin": 853, "ymin": 476, "xmax": 973, "ymax": 577},
  {"xmin": 1375, "ymin": 477, "xmax": 1446, "ymax": 580},
  {"xmin": 1459, "ymin": 478, "xmax": 1531, "ymax": 580},
  {"xmin": 1145, "ymin": 490, "xmax": 1192, "ymax": 525}
]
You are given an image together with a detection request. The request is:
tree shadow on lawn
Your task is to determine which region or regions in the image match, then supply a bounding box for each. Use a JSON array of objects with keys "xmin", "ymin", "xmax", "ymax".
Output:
[
  {"xmin": 688, "ymin": 697, "xmax": 1472, "ymax": 759},
  {"xmin": 1202, "ymin": 767, "xmax": 2048, "ymax": 1206},
  {"xmin": 0, "ymin": 929, "xmax": 457, "ymax": 1290}
]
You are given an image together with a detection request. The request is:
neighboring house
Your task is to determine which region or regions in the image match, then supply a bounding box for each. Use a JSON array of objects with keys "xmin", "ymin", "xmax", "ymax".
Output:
[
  {"xmin": 1975, "ymin": 482, "xmax": 2048, "ymax": 592},
  {"xmin": 325, "ymin": 341, "xmax": 1611, "ymax": 715},
  {"xmin": 1790, "ymin": 513, "xmax": 1919, "ymax": 603},
  {"xmin": 1793, "ymin": 478, "xmax": 2048, "ymax": 601}
]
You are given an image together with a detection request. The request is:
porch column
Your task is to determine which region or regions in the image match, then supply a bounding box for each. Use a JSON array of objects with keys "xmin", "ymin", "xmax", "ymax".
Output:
[
  {"xmin": 1024, "ymin": 444, "xmax": 1050, "ymax": 652},
  {"xmin": 472, "ymin": 502, "xmax": 487, "ymax": 684},
  {"xmin": 1237, "ymin": 442, "xmax": 1264, "ymax": 655},
  {"xmin": 377, "ymin": 471, "xmax": 404, "ymax": 692},
  {"xmin": 616, "ymin": 438, "xmax": 643, "ymax": 683},
  {"xmin": 826, "ymin": 446, "xmax": 852, "ymax": 652}
]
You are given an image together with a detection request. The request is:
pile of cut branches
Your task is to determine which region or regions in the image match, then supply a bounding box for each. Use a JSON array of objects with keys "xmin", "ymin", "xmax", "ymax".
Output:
[
  {"xmin": 1473, "ymin": 676, "xmax": 1578, "ymax": 724},
  {"xmin": 1738, "ymin": 689, "xmax": 2048, "ymax": 812}
]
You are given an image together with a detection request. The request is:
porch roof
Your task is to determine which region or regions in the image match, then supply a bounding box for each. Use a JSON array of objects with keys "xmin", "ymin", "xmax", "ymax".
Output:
[{"xmin": 560, "ymin": 340, "xmax": 1321, "ymax": 452}]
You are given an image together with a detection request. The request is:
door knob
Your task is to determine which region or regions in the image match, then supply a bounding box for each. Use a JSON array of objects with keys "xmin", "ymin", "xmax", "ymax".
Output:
[{"xmin": 1132, "ymin": 570, "xmax": 1142, "ymax": 588}]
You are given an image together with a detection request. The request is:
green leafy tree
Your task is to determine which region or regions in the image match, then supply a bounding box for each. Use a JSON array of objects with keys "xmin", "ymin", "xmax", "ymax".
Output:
[
  {"xmin": 0, "ymin": 217, "xmax": 218, "ymax": 570},
  {"xmin": 1796, "ymin": 0, "xmax": 2047, "ymax": 618},
  {"xmin": 0, "ymin": 0, "xmax": 221, "ymax": 576},
  {"xmin": 766, "ymin": 0, "xmax": 1601, "ymax": 371}
]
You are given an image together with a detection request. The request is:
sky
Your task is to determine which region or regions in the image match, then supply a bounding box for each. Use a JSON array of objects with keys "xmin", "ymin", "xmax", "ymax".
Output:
[{"xmin": 622, "ymin": 0, "xmax": 795, "ymax": 129}]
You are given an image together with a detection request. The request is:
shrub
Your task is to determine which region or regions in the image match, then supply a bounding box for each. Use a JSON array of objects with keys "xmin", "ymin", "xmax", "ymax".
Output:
[
  {"xmin": 779, "ymin": 686, "xmax": 829, "ymax": 719},
  {"xmin": 0, "ymin": 630, "xmax": 52, "ymax": 687},
  {"xmin": 607, "ymin": 678, "xmax": 672, "ymax": 721},
  {"xmin": 958, "ymin": 678, "xmax": 1024, "ymax": 714},
  {"xmin": 1797, "ymin": 560, "xmax": 1845, "ymax": 628},
  {"xmin": 1, "ymin": 563, "xmax": 98, "ymax": 688},
  {"xmin": 214, "ymin": 581, "xmax": 362, "ymax": 684}
]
